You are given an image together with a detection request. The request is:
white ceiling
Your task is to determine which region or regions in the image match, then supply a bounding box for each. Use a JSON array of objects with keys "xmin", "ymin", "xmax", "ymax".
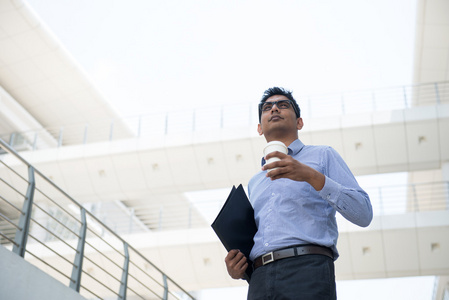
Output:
[{"xmin": 0, "ymin": 0, "xmax": 133, "ymax": 144}]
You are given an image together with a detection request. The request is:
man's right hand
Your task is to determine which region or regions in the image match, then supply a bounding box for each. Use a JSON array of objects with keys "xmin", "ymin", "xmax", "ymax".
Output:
[{"xmin": 225, "ymin": 249, "xmax": 248, "ymax": 279}]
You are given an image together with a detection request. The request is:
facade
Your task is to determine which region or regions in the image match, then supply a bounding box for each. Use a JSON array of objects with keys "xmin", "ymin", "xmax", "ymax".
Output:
[{"xmin": 0, "ymin": 0, "xmax": 448, "ymax": 299}]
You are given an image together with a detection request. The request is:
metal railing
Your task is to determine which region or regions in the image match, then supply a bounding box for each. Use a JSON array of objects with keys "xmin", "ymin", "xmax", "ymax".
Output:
[
  {"xmin": 187, "ymin": 182, "xmax": 449, "ymax": 228},
  {"xmin": 1, "ymin": 81, "xmax": 448, "ymax": 152},
  {"xmin": 56, "ymin": 181, "xmax": 449, "ymax": 234},
  {"xmin": 364, "ymin": 181, "xmax": 449, "ymax": 216},
  {"xmin": 0, "ymin": 138, "xmax": 195, "ymax": 300}
]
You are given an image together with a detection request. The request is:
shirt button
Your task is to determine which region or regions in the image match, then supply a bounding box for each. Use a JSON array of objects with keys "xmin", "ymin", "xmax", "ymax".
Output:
[
  {"xmin": 265, "ymin": 243, "xmax": 269, "ymax": 247},
  {"xmin": 327, "ymin": 194, "xmax": 331, "ymax": 200},
  {"xmin": 271, "ymin": 193, "xmax": 275, "ymax": 196}
]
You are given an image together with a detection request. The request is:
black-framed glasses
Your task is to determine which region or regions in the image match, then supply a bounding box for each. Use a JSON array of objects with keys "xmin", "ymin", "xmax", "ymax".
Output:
[{"xmin": 259, "ymin": 100, "xmax": 293, "ymax": 112}]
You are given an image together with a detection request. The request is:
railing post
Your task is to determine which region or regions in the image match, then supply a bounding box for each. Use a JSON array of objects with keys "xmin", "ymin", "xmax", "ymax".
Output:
[
  {"xmin": 163, "ymin": 274, "xmax": 168, "ymax": 300},
  {"xmin": 159, "ymin": 206, "xmax": 163, "ymax": 230},
  {"xmin": 434, "ymin": 82, "xmax": 441, "ymax": 105},
  {"xmin": 165, "ymin": 113, "xmax": 169, "ymax": 135},
  {"xmin": 83, "ymin": 124, "xmax": 88, "ymax": 144},
  {"xmin": 402, "ymin": 86, "xmax": 408, "ymax": 108},
  {"xmin": 70, "ymin": 207, "xmax": 87, "ymax": 292},
  {"xmin": 32, "ymin": 132, "xmax": 38, "ymax": 151},
  {"xmin": 118, "ymin": 242, "xmax": 130, "ymax": 300},
  {"xmin": 378, "ymin": 187, "xmax": 383, "ymax": 215},
  {"xmin": 110, "ymin": 120, "xmax": 114, "ymax": 141},
  {"xmin": 249, "ymin": 103, "xmax": 252, "ymax": 126},
  {"xmin": 411, "ymin": 184, "xmax": 419, "ymax": 212},
  {"xmin": 446, "ymin": 182, "xmax": 449, "ymax": 210},
  {"xmin": 138, "ymin": 115, "xmax": 142, "ymax": 137},
  {"xmin": 128, "ymin": 208, "xmax": 133, "ymax": 233},
  {"xmin": 13, "ymin": 166, "xmax": 35, "ymax": 257},
  {"xmin": 188, "ymin": 203, "xmax": 192, "ymax": 228},
  {"xmin": 9, "ymin": 133, "xmax": 16, "ymax": 147},
  {"xmin": 192, "ymin": 109, "xmax": 196, "ymax": 132},
  {"xmin": 308, "ymin": 96, "xmax": 312, "ymax": 118},
  {"xmin": 58, "ymin": 127, "xmax": 64, "ymax": 147}
]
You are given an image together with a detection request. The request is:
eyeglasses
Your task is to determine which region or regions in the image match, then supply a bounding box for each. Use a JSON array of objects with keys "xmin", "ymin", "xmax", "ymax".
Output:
[{"xmin": 259, "ymin": 100, "xmax": 293, "ymax": 112}]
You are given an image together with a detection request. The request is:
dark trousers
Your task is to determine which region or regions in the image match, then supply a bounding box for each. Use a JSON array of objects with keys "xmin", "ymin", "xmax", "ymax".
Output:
[{"xmin": 247, "ymin": 254, "xmax": 336, "ymax": 300}]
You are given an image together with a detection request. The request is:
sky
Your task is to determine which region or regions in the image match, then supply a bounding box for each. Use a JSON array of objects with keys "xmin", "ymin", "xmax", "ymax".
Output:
[
  {"xmin": 26, "ymin": 0, "xmax": 417, "ymax": 117},
  {"xmin": 23, "ymin": 0, "xmax": 436, "ymax": 299}
]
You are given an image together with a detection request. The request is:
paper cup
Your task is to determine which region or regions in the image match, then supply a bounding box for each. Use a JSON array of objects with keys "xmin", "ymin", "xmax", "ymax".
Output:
[{"xmin": 263, "ymin": 141, "xmax": 288, "ymax": 172}]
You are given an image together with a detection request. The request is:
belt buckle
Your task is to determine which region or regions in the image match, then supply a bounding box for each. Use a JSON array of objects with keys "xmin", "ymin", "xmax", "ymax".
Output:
[{"xmin": 262, "ymin": 252, "xmax": 274, "ymax": 265}]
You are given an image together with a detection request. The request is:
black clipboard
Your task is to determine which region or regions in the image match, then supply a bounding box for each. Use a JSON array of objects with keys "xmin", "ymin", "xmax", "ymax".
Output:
[{"xmin": 211, "ymin": 184, "xmax": 257, "ymax": 281}]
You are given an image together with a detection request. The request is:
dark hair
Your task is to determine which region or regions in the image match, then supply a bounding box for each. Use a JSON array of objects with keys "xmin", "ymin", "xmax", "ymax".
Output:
[{"xmin": 258, "ymin": 87, "xmax": 301, "ymax": 122}]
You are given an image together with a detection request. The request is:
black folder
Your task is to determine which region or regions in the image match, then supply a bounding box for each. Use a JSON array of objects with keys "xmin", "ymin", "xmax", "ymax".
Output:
[{"xmin": 211, "ymin": 184, "xmax": 257, "ymax": 281}]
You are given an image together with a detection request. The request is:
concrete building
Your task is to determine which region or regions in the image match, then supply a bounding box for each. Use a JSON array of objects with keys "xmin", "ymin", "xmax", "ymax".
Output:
[{"xmin": 0, "ymin": 0, "xmax": 448, "ymax": 299}]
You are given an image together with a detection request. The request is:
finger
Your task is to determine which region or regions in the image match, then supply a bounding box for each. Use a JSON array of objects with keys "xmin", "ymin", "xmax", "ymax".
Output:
[
  {"xmin": 232, "ymin": 266, "xmax": 247, "ymax": 279},
  {"xmin": 227, "ymin": 250, "xmax": 245, "ymax": 266},
  {"xmin": 230, "ymin": 252, "xmax": 246, "ymax": 267},
  {"xmin": 262, "ymin": 154, "xmax": 295, "ymax": 171},
  {"xmin": 265, "ymin": 151, "xmax": 288, "ymax": 161},
  {"xmin": 225, "ymin": 249, "xmax": 240, "ymax": 263},
  {"xmin": 265, "ymin": 168, "xmax": 277, "ymax": 177},
  {"xmin": 267, "ymin": 171, "xmax": 282, "ymax": 180},
  {"xmin": 235, "ymin": 255, "xmax": 247, "ymax": 268},
  {"xmin": 265, "ymin": 163, "xmax": 286, "ymax": 175},
  {"xmin": 238, "ymin": 262, "xmax": 249, "ymax": 275},
  {"xmin": 225, "ymin": 251, "xmax": 248, "ymax": 279},
  {"xmin": 266, "ymin": 165, "xmax": 291, "ymax": 180},
  {"xmin": 234, "ymin": 260, "xmax": 248, "ymax": 278},
  {"xmin": 262, "ymin": 160, "xmax": 285, "ymax": 171}
]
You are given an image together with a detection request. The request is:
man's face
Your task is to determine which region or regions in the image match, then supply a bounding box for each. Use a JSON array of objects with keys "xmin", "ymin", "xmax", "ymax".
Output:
[{"xmin": 257, "ymin": 95, "xmax": 303, "ymax": 138}]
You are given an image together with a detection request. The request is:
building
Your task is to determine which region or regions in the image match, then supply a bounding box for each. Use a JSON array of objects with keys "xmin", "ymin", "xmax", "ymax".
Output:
[{"xmin": 1, "ymin": 0, "xmax": 448, "ymax": 299}]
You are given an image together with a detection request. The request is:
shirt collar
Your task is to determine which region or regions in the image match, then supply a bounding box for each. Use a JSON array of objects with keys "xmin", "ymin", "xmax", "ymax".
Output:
[
  {"xmin": 289, "ymin": 139, "xmax": 305, "ymax": 156},
  {"xmin": 260, "ymin": 139, "xmax": 305, "ymax": 166}
]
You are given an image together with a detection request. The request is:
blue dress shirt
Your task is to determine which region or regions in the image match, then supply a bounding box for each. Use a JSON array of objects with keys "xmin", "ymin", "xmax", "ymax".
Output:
[{"xmin": 248, "ymin": 139, "xmax": 373, "ymax": 261}]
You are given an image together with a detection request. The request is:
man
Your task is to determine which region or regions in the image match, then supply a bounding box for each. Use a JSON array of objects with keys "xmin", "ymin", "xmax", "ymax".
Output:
[{"xmin": 225, "ymin": 87, "xmax": 373, "ymax": 299}]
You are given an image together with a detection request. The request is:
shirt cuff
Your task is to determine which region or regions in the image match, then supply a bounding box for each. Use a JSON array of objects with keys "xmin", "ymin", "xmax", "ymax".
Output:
[{"xmin": 319, "ymin": 176, "xmax": 342, "ymax": 205}]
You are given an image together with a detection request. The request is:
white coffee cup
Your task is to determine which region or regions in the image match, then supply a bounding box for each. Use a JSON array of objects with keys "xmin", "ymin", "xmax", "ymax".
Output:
[{"xmin": 263, "ymin": 141, "xmax": 288, "ymax": 172}]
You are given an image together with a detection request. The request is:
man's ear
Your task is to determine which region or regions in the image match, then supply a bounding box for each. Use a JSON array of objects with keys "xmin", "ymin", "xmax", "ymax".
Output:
[
  {"xmin": 257, "ymin": 123, "xmax": 263, "ymax": 136},
  {"xmin": 296, "ymin": 118, "xmax": 304, "ymax": 130}
]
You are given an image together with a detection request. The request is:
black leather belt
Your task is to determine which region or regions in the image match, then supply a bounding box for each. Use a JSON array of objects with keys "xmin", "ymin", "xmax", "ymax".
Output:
[{"xmin": 253, "ymin": 245, "xmax": 333, "ymax": 270}]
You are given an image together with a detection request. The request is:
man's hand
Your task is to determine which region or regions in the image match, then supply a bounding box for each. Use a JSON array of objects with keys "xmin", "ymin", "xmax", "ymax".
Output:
[
  {"xmin": 262, "ymin": 151, "xmax": 325, "ymax": 191},
  {"xmin": 225, "ymin": 250, "xmax": 248, "ymax": 279}
]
